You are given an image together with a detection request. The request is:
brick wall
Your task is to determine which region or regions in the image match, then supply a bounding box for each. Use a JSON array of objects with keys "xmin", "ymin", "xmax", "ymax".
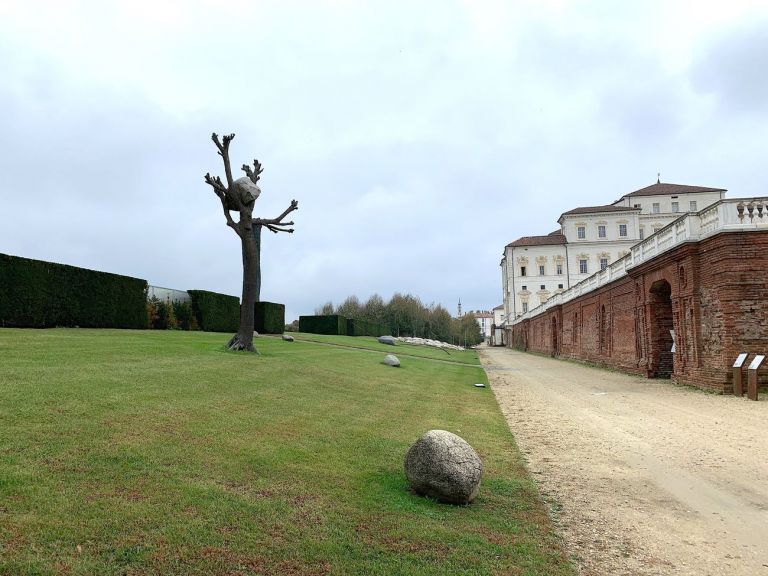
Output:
[{"xmin": 508, "ymin": 230, "xmax": 768, "ymax": 393}]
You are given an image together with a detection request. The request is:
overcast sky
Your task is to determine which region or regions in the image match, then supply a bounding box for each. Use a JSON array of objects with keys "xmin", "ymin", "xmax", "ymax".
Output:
[{"xmin": 1, "ymin": 0, "xmax": 767, "ymax": 322}]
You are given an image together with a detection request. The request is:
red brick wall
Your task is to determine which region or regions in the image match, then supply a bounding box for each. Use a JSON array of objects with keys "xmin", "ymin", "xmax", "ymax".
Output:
[{"xmin": 509, "ymin": 230, "xmax": 768, "ymax": 393}]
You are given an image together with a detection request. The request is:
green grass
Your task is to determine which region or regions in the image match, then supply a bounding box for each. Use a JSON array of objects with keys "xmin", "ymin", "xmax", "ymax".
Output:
[
  {"xmin": 289, "ymin": 332, "xmax": 481, "ymax": 365},
  {"xmin": 0, "ymin": 329, "xmax": 573, "ymax": 576}
]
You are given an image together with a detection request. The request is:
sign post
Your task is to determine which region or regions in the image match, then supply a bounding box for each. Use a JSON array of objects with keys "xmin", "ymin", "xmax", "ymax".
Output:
[
  {"xmin": 747, "ymin": 355, "xmax": 765, "ymax": 401},
  {"xmin": 733, "ymin": 353, "xmax": 748, "ymax": 396}
]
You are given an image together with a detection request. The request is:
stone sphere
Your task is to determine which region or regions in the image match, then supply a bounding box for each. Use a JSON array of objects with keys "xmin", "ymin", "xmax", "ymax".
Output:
[{"xmin": 404, "ymin": 430, "xmax": 483, "ymax": 504}]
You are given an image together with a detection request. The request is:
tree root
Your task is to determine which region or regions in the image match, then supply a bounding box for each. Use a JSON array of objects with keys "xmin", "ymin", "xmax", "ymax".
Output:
[{"xmin": 226, "ymin": 334, "xmax": 257, "ymax": 353}]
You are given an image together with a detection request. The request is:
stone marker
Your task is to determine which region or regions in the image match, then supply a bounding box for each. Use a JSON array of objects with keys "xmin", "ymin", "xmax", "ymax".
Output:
[
  {"xmin": 383, "ymin": 354, "xmax": 400, "ymax": 367},
  {"xmin": 378, "ymin": 335, "xmax": 397, "ymax": 346},
  {"xmin": 474, "ymin": 383, "xmax": 486, "ymax": 388},
  {"xmin": 282, "ymin": 334, "xmax": 295, "ymax": 342},
  {"xmin": 404, "ymin": 429, "xmax": 483, "ymax": 504}
]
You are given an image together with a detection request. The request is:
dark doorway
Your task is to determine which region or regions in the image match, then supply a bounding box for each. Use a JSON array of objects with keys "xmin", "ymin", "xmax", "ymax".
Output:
[
  {"xmin": 551, "ymin": 316, "xmax": 558, "ymax": 356},
  {"xmin": 649, "ymin": 280, "xmax": 674, "ymax": 378}
]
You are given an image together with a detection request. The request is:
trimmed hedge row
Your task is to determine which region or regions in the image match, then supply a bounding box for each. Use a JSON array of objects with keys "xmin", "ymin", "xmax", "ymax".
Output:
[
  {"xmin": 299, "ymin": 314, "xmax": 348, "ymax": 335},
  {"xmin": 346, "ymin": 318, "xmax": 387, "ymax": 337},
  {"xmin": 188, "ymin": 290, "xmax": 240, "ymax": 332},
  {"xmin": 299, "ymin": 315, "xmax": 386, "ymax": 337},
  {"xmin": 255, "ymin": 301, "xmax": 285, "ymax": 334},
  {"xmin": 0, "ymin": 253, "xmax": 148, "ymax": 328}
]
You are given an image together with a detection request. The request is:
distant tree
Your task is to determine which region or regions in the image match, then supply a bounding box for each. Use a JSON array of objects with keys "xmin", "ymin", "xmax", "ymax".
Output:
[
  {"xmin": 427, "ymin": 304, "xmax": 453, "ymax": 342},
  {"xmin": 315, "ymin": 302, "xmax": 335, "ymax": 315},
  {"xmin": 204, "ymin": 133, "xmax": 298, "ymax": 352},
  {"xmin": 336, "ymin": 295, "xmax": 362, "ymax": 319},
  {"xmin": 452, "ymin": 313, "xmax": 483, "ymax": 347},
  {"xmin": 360, "ymin": 294, "xmax": 387, "ymax": 325}
]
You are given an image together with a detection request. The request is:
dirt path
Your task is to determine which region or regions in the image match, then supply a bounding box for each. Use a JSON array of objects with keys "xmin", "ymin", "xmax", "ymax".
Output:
[{"xmin": 478, "ymin": 346, "xmax": 768, "ymax": 576}]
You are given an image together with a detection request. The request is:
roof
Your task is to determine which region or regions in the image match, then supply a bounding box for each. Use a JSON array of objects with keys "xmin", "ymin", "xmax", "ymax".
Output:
[
  {"xmin": 548, "ymin": 229, "xmax": 562, "ymax": 236},
  {"xmin": 506, "ymin": 233, "xmax": 567, "ymax": 247},
  {"xmin": 622, "ymin": 182, "xmax": 727, "ymax": 198},
  {"xmin": 493, "ymin": 304, "xmax": 504, "ymax": 310},
  {"xmin": 559, "ymin": 205, "xmax": 640, "ymax": 218}
]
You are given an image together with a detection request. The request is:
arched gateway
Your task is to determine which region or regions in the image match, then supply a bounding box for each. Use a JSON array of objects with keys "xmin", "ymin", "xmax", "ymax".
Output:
[{"xmin": 648, "ymin": 280, "xmax": 674, "ymax": 378}]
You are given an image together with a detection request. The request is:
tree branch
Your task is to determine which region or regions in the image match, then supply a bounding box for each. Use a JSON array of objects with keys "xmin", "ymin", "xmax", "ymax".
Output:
[
  {"xmin": 204, "ymin": 172, "xmax": 240, "ymax": 236},
  {"xmin": 253, "ymin": 200, "xmax": 299, "ymax": 227},
  {"xmin": 211, "ymin": 132, "xmax": 236, "ymax": 188},
  {"xmin": 263, "ymin": 223, "xmax": 295, "ymax": 234}
]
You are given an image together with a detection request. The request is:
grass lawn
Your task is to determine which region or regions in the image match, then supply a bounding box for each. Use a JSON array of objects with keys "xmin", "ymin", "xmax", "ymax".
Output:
[{"xmin": 0, "ymin": 328, "xmax": 573, "ymax": 576}]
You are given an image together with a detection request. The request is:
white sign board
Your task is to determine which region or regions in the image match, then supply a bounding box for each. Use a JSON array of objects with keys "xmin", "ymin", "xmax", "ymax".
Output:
[
  {"xmin": 733, "ymin": 353, "xmax": 749, "ymax": 368},
  {"xmin": 748, "ymin": 354, "xmax": 765, "ymax": 371}
]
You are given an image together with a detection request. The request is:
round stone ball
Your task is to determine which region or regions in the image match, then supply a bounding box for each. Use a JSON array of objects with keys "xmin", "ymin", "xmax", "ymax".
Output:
[{"xmin": 404, "ymin": 429, "xmax": 483, "ymax": 504}]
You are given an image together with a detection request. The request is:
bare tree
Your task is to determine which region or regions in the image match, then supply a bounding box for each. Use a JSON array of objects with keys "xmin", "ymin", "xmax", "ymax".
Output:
[{"xmin": 204, "ymin": 132, "xmax": 298, "ymax": 352}]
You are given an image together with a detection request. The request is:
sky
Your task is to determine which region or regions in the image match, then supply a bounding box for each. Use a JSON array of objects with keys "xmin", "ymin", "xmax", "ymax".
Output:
[{"xmin": 1, "ymin": 0, "xmax": 767, "ymax": 322}]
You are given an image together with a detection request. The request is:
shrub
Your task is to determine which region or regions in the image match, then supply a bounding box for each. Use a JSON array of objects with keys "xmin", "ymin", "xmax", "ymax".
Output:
[
  {"xmin": 0, "ymin": 253, "xmax": 147, "ymax": 328},
  {"xmin": 347, "ymin": 318, "xmax": 387, "ymax": 337},
  {"xmin": 299, "ymin": 315, "xmax": 348, "ymax": 335},
  {"xmin": 254, "ymin": 301, "xmax": 285, "ymax": 334},
  {"xmin": 173, "ymin": 300, "xmax": 195, "ymax": 331},
  {"xmin": 188, "ymin": 290, "xmax": 239, "ymax": 332}
]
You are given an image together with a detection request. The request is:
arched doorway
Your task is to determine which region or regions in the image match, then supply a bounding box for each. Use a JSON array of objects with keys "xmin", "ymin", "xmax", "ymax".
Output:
[
  {"xmin": 649, "ymin": 280, "xmax": 674, "ymax": 378},
  {"xmin": 551, "ymin": 316, "xmax": 558, "ymax": 356}
]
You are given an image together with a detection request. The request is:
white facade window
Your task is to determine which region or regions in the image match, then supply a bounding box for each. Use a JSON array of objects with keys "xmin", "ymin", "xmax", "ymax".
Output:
[
  {"xmin": 556, "ymin": 263, "xmax": 563, "ymax": 275},
  {"xmin": 600, "ymin": 258, "xmax": 608, "ymax": 270},
  {"xmin": 558, "ymin": 283, "xmax": 563, "ymax": 289},
  {"xmin": 522, "ymin": 302, "xmax": 528, "ymax": 313},
  {"xmin": 619, "ymin": 224, "xmax": 627, "ymax": 237},
  {"xmin": 539, "ymin": 265, "xmax": 545, "ymax": 275},
  {"xmin": 633, "ymin": 203, "xmax": 641, "ymax": 209},
  {"xmin": 521, "ymin": 285, "xmax": 527, "ymax": 290},
  {"xmin": 520, "ymin": 266, "xmax": 526, "ymax": 276},
  {"xmin": 653, "ymin": 202, "xmax": 660, "ymax": 213},
  {"xmin": 579, "ymin": 259, "xmax": 588, "ymax": 274},
  {"xmin": 640, "ymin": 227, "xmax": 645, "ymax": 240},
  {"xmin": 690, "ymin": 200, "xmax": 697, "ymax": 211},
  {"xmin": 577, "ymin": 226, "xmax": 586, "ymax": 239},
  {"xmin": 672, "ymin": 201, "xmax": 679, "ymax": 212},
  {"xmin": 598, "ymin": 225, "xmax": 606, "ymax": 238},
  {"xmin": 540, "ymin": 284, "xmax": 545, "ymax": 290}
]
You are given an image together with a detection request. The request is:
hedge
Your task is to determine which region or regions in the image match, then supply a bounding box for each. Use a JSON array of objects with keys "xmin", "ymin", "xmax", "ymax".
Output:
[
  {"xmin": 188, "ymin": 290, "xmax": 240, "ymax": 332},
  {"xmin": 0, "ymin": 253, "xmax": 148, "ymax": 328},
  {"xmin": 346, "ymin": 318, "xmax": 387, "ymax": 337},
  {"xmin": 255, "ymin": 301, "xmax": 285, "ymax": 334},
  {"xmin": 299, "ymin": 314, "xmax": 348, "ymax": 335}
]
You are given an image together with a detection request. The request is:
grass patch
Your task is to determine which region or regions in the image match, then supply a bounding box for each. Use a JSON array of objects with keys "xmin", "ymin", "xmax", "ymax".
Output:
[
  {"xmin": 0, "ymin": 328, "xmax": 573, "ymax": 575},
  {"xmin": 290, "ymin": 332, "xmax": 480, "ymax": 365}
]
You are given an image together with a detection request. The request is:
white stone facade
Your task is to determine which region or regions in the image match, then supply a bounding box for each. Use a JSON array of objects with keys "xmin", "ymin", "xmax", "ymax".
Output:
[{"xmin": 500, "ymin": 182, "xmax": 727, "ymax": 322}]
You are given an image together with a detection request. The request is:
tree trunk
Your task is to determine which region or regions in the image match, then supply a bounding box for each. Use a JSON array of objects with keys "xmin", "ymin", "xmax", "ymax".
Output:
[{"xmin": 228, "ymin": 221, "xmax": 259, "ymax": 352}]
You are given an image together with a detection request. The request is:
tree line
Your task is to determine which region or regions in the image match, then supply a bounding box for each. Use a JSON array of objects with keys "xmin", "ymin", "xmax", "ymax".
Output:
[{"xmin": 314, "ymin": 293, "xmax": 483, "ymax": 347}]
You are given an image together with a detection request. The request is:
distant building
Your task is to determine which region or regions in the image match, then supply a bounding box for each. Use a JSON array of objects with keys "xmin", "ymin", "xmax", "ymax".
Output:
[
  {"xmin": 491, "ymin": 304, "xmax": 505, "ymax": 346},
  {"xmin": 470, "ymin": 310, "xmax": 493, "ymax": 340},
  {"xmin": 500, "ymin": 181, "xmax": 727, "ymax": 321}
]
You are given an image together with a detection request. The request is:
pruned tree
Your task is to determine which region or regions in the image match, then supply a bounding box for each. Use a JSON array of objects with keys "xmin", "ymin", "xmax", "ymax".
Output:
[{"xmin": 204, "ymin": 132, "xmax": 298, "ymax": 352}]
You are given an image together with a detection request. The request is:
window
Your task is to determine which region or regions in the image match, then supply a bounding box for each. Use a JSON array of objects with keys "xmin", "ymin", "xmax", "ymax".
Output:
[
  {"xmin": 520, "ymin": 266, "xmax": 526, "ymax": 276},
  {"xmin": 619, "ymin": 224, "xmax": 627, "ymax": 237},
  {"xmin": 577, "ymin": 226, "xmax": 586, "ymax": 239},
  {"xmin": 633, "ymin": 203, "xmax": 641, "ymax": 209},
  {"xmin": 690, "ymin": 200, "xmax": 697, "ymax": 211},
  {"xmin": 640, "ymin": 227, "xmax": 645, "ymax": 240},
  {"xmin": 600, "ymin": 258, "xmax": 608, "ymax": 270},
  {"xmin": 522, "ymin": 302, "xmax": 528, "ymax": 313},
  {"xmin": 598, "ymin": 225, "xmax": 606, "ymax": 238},
  {"xmin": 672, "ymin": 201, "xmax": 679, "ymax": 213},
  {"xmin": 558, "ymin": 283, "xmax": 563, "ymax": 289},
  {"xmin": 653, "ymin": 202, "xmax": 660, "ymax": 213},
  {"xmin": 521, "ymin": 285, "xmax": 527, "ymax": 291},
  {"xmin": 653, "ymin": 226, "xmax": 662, "ymax": 233},
  {"xmin": 538, "ymin": 265, "xmax": 544, "ymax": 275},
  {"xmin": 556, "ymin": 263, "xmax": 563, "ymax": 275},
  {"xmin": 579, "ymin": 259, "xmax": 588, "ymax": 274},
  {"xmin": 540, "ymin": 284, "xmax": 545, "ymax": 290}
]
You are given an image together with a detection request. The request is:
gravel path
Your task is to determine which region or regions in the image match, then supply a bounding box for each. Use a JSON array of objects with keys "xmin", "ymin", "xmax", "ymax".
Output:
[{"xmin": 478, "ymin": 345, "xmax": 768, "ymax": 576}]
